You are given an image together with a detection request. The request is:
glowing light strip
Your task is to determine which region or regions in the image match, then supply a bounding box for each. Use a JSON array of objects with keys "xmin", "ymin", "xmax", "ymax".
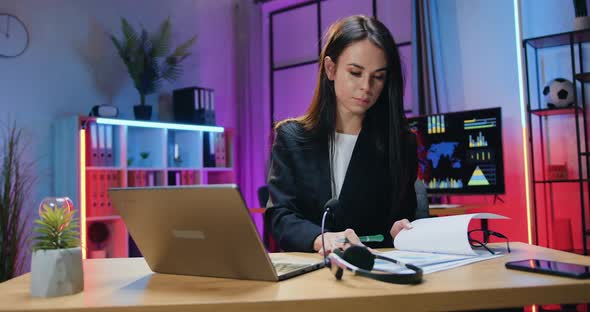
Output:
[
  {"xmin": 95, "ymin": 118, "xmax": 224, "ymax": 132},
  {"xmin": 79, "ymin": 129, "xmax": 87, "ymax": 259},
  {"xmin": 513, "ymin": 0, "xmax": 533, "ymax": 244}
]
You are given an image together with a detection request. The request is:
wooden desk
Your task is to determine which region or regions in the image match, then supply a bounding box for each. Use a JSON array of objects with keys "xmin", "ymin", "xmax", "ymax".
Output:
[
  {"xmin": 2, "ymin": 243, "xmax": 589, "ymax": 312},
  {"xmin": 428, "ymin": 206, "xmax": 468, "ymax": 216},
  {"xmin": 428, "ymin": 204, "xmax": 493, "ymax": 216}
]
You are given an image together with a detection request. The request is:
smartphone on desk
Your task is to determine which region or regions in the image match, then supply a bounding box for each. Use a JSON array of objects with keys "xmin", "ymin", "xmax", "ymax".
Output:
[{"xmin": 506, "ymin": 259, "xmax": 590, "ymax": 279}]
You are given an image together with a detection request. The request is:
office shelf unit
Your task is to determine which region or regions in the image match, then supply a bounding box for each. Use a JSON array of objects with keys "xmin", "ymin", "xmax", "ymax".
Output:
[
  {"xmin": 524, "ymin": 29, "xmax": 590, "ymax": 255},
  {"xmin": 54, "ymin": 116, "xmax": 235, "ymax": 259}
]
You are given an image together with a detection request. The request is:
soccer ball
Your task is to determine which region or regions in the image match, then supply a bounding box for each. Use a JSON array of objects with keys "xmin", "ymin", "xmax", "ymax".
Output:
[{"xmin": 543, "ymin": 78, "xmax": 575, "ymax": 108}]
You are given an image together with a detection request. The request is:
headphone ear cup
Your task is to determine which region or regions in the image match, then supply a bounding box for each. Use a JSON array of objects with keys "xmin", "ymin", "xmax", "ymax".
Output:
[{"xmin": 342, "ymin": 246, "xmax": 374, "ymax": 270}]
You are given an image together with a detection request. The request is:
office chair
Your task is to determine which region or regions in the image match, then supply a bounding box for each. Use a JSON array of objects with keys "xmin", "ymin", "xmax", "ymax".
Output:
[
  {"xmin": 257, "ymin": 186, "xmax": 269, "ymax": 208},
  {"xmin": 258, "ymin": 185, "xmax": 280, "ymax": 252},
  {"xmin": 414, "ymin": 179, "xmax": 430, "ymax": 219}
]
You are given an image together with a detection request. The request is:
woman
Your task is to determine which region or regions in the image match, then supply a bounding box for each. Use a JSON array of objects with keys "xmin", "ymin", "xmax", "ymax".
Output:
[{"xmin": 265, "ymin": 15, "xmax": 417, "ymax": 254}]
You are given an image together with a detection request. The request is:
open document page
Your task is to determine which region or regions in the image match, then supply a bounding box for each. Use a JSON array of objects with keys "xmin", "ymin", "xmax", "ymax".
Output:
[{"xmin": 373, "ymin": 213, "xmax": 509, "ymax": 274}]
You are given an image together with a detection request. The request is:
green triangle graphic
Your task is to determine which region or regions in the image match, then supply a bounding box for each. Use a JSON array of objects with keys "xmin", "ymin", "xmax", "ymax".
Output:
[{"xmin": 468, "ymin": 166, "xmax": 490, "ymax": 186}]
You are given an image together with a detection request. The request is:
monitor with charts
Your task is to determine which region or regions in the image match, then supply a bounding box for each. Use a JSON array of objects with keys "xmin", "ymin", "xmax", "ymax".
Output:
[{"xmin": 407, "ymin": 107, "xmax": 505, "ymax": 195}]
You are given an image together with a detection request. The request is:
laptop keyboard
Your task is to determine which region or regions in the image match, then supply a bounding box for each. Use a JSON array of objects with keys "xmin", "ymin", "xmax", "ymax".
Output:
[{"xmin": 272, "ymin": 261, "xmax": 311, "ymax": 275}]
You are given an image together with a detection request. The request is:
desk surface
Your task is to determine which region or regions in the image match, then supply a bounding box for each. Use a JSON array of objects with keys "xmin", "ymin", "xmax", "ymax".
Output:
[{"xmin": 1, "ymin": 243, "xmax": 590, "ymax": 312}]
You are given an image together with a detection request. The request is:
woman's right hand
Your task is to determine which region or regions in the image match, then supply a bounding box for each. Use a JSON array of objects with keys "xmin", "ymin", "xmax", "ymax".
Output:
[{"xmin": 313, "ymin": 228, "xmax": 362, "ymax": 255}]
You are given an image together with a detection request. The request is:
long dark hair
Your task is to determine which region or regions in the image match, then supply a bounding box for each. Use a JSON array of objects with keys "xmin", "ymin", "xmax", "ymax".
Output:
[{"xmin": 276, "ymin": 15, "xmax": 410, "ymax": 204}]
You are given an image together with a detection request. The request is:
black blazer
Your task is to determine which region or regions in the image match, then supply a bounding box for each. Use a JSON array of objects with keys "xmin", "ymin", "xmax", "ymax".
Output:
[{"xmin": 265, "ymin": 120, "xmax": 418, "ymax": 252}]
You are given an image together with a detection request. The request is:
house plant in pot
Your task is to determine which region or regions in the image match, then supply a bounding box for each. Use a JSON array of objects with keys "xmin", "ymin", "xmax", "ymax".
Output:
[
  {"xmin": 0, "ymin": 122, "xmax": 36, "ymax": 283},
  {"xmin": 110, "ymin": 17, "xmax": 196, "ymax": 120},
  {"xmin": 31, "ymin": 197, "xmax": 83, "ymax": 297}
]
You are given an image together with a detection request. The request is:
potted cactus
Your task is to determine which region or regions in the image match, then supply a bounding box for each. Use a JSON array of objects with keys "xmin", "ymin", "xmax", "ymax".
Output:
[{"xmin": 30, "ymin": 197, "xmax": 83, "ymax": 297}]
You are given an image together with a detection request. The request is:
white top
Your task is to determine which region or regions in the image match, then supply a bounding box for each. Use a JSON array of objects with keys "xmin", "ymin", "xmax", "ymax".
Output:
[{"xmin": 330, "ymin": 132, "xmax": 358, "ymax": 198}]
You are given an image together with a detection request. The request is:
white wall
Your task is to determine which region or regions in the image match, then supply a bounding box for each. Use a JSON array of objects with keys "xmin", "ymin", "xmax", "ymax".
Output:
[
  {"xmin": 435, "ymin": 0, "xmax": 528, "ymax": 242},
  {"xmin": 522, "ymin": 0, "xmax": 576, "ymax": 38},
  {"xmin": 435, "ymin": 0, "xmax": 589, "ymax": 249},
  {"xmin": 0, "ymin": 0, "xmax": 237, "ymax": 272}
]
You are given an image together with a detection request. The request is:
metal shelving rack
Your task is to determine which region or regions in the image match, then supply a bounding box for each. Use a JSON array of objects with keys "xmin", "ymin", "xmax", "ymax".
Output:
[{"xmin": 524, "ymin": 29, "xmax": 590, "ymax": 255}]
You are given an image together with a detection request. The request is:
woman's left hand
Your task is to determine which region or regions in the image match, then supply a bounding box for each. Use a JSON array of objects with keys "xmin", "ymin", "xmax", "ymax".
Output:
[{"xmin": 389, "ymin": 219, "xmax": 413, "ymax": 241}]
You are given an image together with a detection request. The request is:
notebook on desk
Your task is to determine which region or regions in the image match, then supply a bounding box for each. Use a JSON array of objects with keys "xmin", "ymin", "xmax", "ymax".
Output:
[{"xmin": 108, "ymin": 184, "xmax": 324, "ymax": 281}]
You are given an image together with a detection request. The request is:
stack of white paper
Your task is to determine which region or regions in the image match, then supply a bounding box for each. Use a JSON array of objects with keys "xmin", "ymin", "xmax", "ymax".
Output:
[{"xmin": 373, "ymin": 213, "xmax": 509, "ymax": 275}]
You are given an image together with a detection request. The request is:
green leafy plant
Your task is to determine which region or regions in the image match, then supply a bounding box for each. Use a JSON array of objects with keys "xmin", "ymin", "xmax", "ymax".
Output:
[
  {"xmin": 32, "ymin": 204, "xmax": 79, "ymax": 251},
  {"xmin": 140, "ymin": 152, "xmax": 150, "ymax": 160},
  {"xmin": 110, "ymin": 17, "xmax": 197, "ymax": 106},
  {"xmin": 0, "ymin": 123, "xmax": 35, "ymax": 282}
]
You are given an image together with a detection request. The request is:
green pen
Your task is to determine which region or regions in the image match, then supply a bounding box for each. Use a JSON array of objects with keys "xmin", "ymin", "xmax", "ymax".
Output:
[{"xmin": 336, "ymin": 234, "xmax": 384, "ymax": 244}]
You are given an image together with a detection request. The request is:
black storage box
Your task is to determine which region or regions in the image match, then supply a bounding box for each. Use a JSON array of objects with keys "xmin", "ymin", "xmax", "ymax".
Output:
[{"xmin": 172, "ymin": 87, "xmax": 215, "ymax": 125}]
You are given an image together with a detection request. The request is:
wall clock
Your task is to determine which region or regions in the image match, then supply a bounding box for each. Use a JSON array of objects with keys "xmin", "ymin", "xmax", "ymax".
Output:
[{"xmin": 0, "ymin": 13, "xmax": 29, "ymax": 58}]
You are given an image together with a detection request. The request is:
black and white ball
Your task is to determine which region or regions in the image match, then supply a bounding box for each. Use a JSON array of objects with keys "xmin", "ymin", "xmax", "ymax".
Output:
[{"xmin": 543, "ymin": 78, "xmax": 575, "ymax": 108}]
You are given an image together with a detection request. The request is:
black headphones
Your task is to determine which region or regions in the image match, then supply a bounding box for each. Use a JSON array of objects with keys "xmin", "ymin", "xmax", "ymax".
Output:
[
  {"xmin": 328, "ymin": 245, "xmax": 423, "ymax": 284},
  {"xmin": 321, "ymin": 198, "xmax": 423, "ymax": 284}
]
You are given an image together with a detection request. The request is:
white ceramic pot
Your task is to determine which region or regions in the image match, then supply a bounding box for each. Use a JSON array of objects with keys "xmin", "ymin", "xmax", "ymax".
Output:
[{"xmin": 30, "ymin": 247, "xmax": 83, "ymax": 297}]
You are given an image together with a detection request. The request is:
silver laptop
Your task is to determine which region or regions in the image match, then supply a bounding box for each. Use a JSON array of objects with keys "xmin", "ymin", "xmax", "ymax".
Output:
[{"xmin": 108, "ymin": 184, "xmax": 324, "ymax": 281}]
